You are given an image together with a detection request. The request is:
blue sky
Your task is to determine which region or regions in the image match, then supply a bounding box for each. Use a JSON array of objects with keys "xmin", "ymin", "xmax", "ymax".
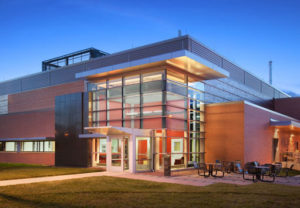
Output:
[{"xmin": 0, "ymin": 0, "xmax": 299, "ymax": 94}]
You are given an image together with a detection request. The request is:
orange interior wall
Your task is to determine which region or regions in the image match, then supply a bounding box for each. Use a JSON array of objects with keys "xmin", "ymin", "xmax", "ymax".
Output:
[{"xmin": 205, "ymin": 102, "xmax": 245, "ymax": 164}]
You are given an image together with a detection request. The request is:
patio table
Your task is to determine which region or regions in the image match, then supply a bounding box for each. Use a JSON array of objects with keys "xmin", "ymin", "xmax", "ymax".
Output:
[
  {"xmin": 255, "ymin": 165, "xmax": 270, "ymax": 180},
  {"xmin": 206, "ymin": 163, "xmax": 215, "ymax": 176}
]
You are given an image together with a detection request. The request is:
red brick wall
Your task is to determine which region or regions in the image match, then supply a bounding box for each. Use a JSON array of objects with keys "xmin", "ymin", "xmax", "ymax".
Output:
[
  {"xmin": 8, "ymin": 80, "xmax": 85, "ymax": 113},
  {"xmin": 274, "ymin": 97, "xmax": 300, "ymax": 120},
  {"xmin": 0, "ymin": 110, "xmax": 54, "ymax": 138},
  {"xmin": 0, "ymin": 80, "xmax": 85, "ymax": 139},
  {"xmin": 0, "ymin": 152, "xmax": 55, "ymax": 166}
]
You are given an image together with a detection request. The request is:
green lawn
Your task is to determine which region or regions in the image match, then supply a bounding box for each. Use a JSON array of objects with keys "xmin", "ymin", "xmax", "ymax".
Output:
[
  {"xmin": 0, "ymin": 176, "xmax": 299, "ymax": 208},
  {"xmin": 0, "ymin": 163, "xmax": 102, "ymax": 181}
]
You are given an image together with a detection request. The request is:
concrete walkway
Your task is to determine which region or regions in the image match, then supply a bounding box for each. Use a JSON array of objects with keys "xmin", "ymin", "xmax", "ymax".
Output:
[{"xmin": 1, "ymin": 171, "xmax": 299, "ymax": 187}]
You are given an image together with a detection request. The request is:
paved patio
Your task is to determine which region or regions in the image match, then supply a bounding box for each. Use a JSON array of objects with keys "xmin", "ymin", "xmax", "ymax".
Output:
[{"xmin": 0, "ymin": 170, "xmax": 299, "ymax": 187}]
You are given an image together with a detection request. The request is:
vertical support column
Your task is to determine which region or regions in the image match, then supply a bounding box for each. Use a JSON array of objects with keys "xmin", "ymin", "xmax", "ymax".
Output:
[
  {"xmin": 129, "ymin": 134, "xmax": 136, "ymax": 173},
  {"xmin": 155, "ymin": 136, "xmax": 160, "ymax": 171},
  {"xmin": 184, "ymin": 137, "xmax": 188, "ymax": 168},
  {"xmin": 121, "ymin": 137, "xmax": 124, "ymax": 171},
  {"xmin": 106, "ymin": 136, "xmax": 111, "ymax": 171}
]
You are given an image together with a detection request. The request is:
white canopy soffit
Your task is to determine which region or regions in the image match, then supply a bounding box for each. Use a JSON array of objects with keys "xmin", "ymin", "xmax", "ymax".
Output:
[
  {"xmin": 79, "ymin": 126, "xmax": 152, "ymax": 138},
  {"xmin": 75, "ymin": 50, "xmax": 229, "ymax": 81}
]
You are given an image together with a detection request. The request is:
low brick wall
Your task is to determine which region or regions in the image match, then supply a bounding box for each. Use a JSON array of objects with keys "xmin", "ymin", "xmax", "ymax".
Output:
[{"xmin": 0, "ymin": 152, "xmax": 55, "ymax": 166}]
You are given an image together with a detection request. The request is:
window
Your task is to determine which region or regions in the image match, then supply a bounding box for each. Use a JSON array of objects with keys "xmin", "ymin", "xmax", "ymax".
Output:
[
  {"xmin": 111, "ymin": 139, "xmax": 121, "ymax": 166},
  {"xmin": 173, "ymin": 142, "xmax": 181, "ymax": 152},
  {"xmin": 0, "ymin": 142, "xmax": 5, "ymax": 151},
  {"xmin": 21, "ymin": 141, "xmax": 55, "ymax": 152},
  {"xmin": 124, "ymin": 75, "xmax": 140, "ymax": 85},
  {"xmin": 143, "ymin": 92, "xmax": 162, "ymax": 106},
  {"xmin": 5, "ymin": 142, "xmax": 16, "ymax": 152},
  {"xmin": 142, "ymin": 71, "xmax": 162, "ymax": 82},
  {"xmin": 88, "ymin": 81, "xmax": 106, "ymax": 91},
  {"xmin": 108, "ymin": 78, "xmax": 122, "ymax": 88}
]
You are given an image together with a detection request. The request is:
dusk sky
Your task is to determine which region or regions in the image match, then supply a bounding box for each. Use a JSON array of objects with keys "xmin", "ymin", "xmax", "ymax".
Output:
[{"xmin": 0, "ymin": 0, "xmax": 299, "ymax": 95}]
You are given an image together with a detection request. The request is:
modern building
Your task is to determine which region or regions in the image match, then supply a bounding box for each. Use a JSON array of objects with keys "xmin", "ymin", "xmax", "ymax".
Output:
[{"xmin": 0, "ymin": 35, "xmax": 299, "ymax": 172}]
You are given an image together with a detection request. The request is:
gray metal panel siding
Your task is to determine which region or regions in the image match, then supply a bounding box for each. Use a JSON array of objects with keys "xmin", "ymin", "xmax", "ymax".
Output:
[
  {"xmin": 222, "ymin": 59, "xmax": 245, "ymax": 83},
  {"xmin": 204, "ymin": 78, "xmax": 273, "ymax": 106},
  {"xmin": 50, "ymin": 64, "xmax": 85, "ymax": 86},
  {"xmin": 86, "ymin": 37, "xmax": 188, "ymax": 71},
  {"xmin": 261, "ymin": 83, "xmax": 274, "ymax": 97},
  {"xmin": 21, "ymin": 72, "xmax": 50, "ymax": 91},
  {"xmin": 190, "ymin": 40, "xmax": 222, "ymax": 67},
  {"xmin": 0, "ymin": 79, "xmax": 21, "ymax": 95},
  {"xmin": 0, "ymin": 35, "xmax": 289, "ymax": 100},
  {"xmin": 244, "ymin": 72, "xmax": 261, "ymax": 92}
]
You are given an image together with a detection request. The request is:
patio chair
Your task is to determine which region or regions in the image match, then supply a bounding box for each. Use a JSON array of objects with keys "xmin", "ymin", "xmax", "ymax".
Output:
[
  {"xmin": 222, "ymin": 161, "xmax": 233, "ymax": 173},
  {"xmin": 283, "ymin": 164, "xmax": 294, "ymax": 177},
  {"xmin": 260, "ymin": 164, "xmax": 276, "ymax": 182},
  {"xmin": 194, "ymin": 162, "xmax": 209, "ymax": 177},
  {"xmin": 243, "ymin": 162, "xmax": 258, "ymax": 182},
  {"xmin": 234, "ymin": 162, "xmax": 244, "ymax": 174},
  {"xmin": 213, "ymin": 162, "xmax": 225, "ymax": 177}
]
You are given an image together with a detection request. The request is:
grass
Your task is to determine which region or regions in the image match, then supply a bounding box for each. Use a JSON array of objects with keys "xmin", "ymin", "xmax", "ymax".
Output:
[
  {"xmin": 0, "ymin": 176, "xmax": 299, "ymax": 208},
  {"xmin": 0, "ymin": 163, "xmax": 102, "ymax": 181},
  {"xmin": 279, "ymin": 169, "xmax": 300, "ymax": 177}
]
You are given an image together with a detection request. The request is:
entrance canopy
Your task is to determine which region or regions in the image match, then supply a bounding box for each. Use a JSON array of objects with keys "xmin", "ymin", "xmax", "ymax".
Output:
[
  {"xmin": 270, "ymin": 119, "xmax": 300, "ymax": 133},
  {"xmin": 79, "ymin": 126, "xmax": 152, "ymax": 138}
]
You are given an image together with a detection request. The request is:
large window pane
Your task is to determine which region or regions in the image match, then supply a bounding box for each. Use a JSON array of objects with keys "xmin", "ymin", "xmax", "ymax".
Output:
[
  {"xmin": 123, "ymin": 95, "xmax": 140, "ymax": 108},
  {"xmin": 88, "ymin": 81, "xmax": 106, "ymax": 91},
  {"xmin": 44, "ymin": 141, "xmax": 55, "ymax": 152},
  {"xmin": 166, "ymin": 106, "xmax": 186, "ymax": 119},
  {"xmin": 107, "ymin": 87, "xmax": 122, "ymax": 98},
  {"xmin": 108, "ymin": 78, "xmax": 122, "ymax": 88},
  {"xmin": 123, "ymin": 108, "xmax": 140, "ymax": 119},
  {"xmin": 111, "ymin": 138, "xmax": 121, "ymax": 166},
  {"xmin": 107, "ymin": 109, "xmax": 122, "ymax": 120},
  {"xmin": 142, "ymin": 71, "xmax": 162, "ymax": 82},
  {"xmin": 166, "ymin": 92, "xmax": 186, "ymax": 108},
  {"xmin": 108, "ymin": 120, "xmax": 122, "ymax": 127},
  {"xmin": 123, "ymin": 119, "xmax": 140, "ymax": 129},
  {"xmin": 167, "ymin": 81, "xmax": 187, "ymax": 96},
  {"xmin": 188, "ymin": 88, "xmax": 204, "ymax": 101},
  {"xmin": 143, "ymin": 92, "xmax": 162, "ymax": 106},
  {"xmin": 143, "ymin": 106, "xmax": 162, "ymax": 118},
  {"xmin": 22, "ymin": 142, "xmax": 33, "ymax": 152},
  {"xmin": 125, "ymin": 75, "xmax": 140, "ymax": 85},
  {"xmin": 188, "ymin": 81, "xmax": 204, "ymax": 91},
  {"xmin": 0, "ymin": 142, "xmax": 4, "ymax": 151},
  {"xmin": 142, "ymin": 80, "xmax": 163, "ymax": 93},
  {"xmin": 124, "ymin": 84, "xmax": 140, "ymax": 96},
  {"xmin": 5, "ymin": 142, "xmax": 16, "ymax": 152},
  {"xmin": 136, "ymin": 137, "xmax": 151, "ymax": 171},
  {"xmin": 166, "ymin": 118, "xmax": 187, "ymax": 131},
  {"xmin": 143, "ymin": 118, "xmax": 162, "ymax": 129},
  {"xmin": 107, "ymin": 97, "xmax": 122, "ymax": 109},
  {"xmin": 92, "ymin": 90, "xmax": 106, "ymax": 100}
]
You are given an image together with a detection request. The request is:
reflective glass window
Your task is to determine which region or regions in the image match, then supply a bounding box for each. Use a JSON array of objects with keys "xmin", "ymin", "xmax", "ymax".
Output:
[{"xmin": 142, "ymin": 71, "xmax": 162, "ymax": 82}]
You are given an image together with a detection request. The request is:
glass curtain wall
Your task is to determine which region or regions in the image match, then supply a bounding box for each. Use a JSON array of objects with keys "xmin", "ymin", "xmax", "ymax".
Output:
[
  {"xmin": 88, "ymin": 70, "xmax": 164, "ymax": 129},
  {"xmin": 88, "ymin": 67, "xmax": 205, "ymax": 170}
]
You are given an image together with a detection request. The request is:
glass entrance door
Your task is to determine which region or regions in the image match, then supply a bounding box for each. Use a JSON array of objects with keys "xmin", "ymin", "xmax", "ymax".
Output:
[
  {"xmin": 92, "ymin": 138, "xmax": 107, "ymax": 167},
  {"xmin": 136, "ymin": 137, "xmax": 152, "ymax": 171},
  {"xmin": 111, "ymin": 138, "xmax": 122, "ymax": 167},
  {"xmin": 109, "ymin": 137, "xmax": 129, "ymax": 171}
]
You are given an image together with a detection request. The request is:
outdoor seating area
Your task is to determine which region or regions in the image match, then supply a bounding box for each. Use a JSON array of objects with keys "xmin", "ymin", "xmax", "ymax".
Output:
[{"xmin": 193, "ymin": 160, "xmax": 296, "ymax": 183}]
